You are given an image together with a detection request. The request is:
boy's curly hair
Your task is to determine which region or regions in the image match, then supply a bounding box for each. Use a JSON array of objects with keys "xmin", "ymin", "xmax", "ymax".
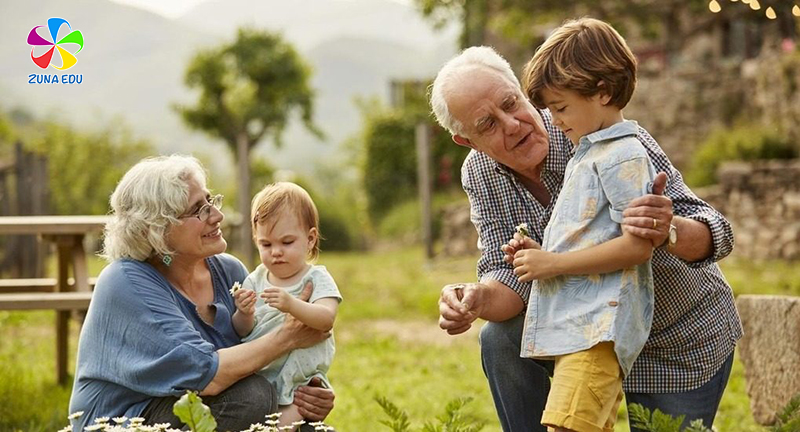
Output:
[{"xmin": 522, "ymin": 17, "xmax": 637, "ymax": 110}]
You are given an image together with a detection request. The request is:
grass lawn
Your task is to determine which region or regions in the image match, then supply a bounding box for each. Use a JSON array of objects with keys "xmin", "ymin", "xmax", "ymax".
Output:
[{"xmin": 0, "ymin": 248, "xmax": 797, "ymax": 431}]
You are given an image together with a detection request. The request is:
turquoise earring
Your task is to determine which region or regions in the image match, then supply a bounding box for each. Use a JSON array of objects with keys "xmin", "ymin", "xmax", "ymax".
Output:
[{"xmin": 162, "ymin": 254, "xmax": 173, "ymax": 267}]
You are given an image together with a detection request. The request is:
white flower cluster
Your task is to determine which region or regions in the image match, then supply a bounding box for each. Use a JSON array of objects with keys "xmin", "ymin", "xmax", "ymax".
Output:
[
  {"xmin": 64, "ymin": 410, "xmax": 335, "ymax": 432},
  {"xmin": 515, "ymin": 223, "xmax": 530, "ymax": 237}
]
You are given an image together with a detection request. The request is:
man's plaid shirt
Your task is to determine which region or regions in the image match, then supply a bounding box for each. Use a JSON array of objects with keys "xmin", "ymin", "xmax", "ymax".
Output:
[{"xmin": 462, "ymin": 109, "xmax": 743, "ymax": 393}]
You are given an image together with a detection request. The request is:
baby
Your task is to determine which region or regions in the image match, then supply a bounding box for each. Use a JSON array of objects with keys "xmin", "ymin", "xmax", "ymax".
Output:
[{"xmin": 232, "ymin": 181, "xmax": 341, "ymax": 429}]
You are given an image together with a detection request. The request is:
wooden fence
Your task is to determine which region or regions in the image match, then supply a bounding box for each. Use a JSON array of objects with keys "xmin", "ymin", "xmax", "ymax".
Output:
[{"xmin": 0, "ymin": 142, "xmax": 49, "ymax": 277}]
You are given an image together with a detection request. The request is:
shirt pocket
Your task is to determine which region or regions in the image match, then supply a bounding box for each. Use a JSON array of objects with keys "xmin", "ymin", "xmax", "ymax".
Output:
[{"xmin": 567, "ymin": 174, "xmax": 602, "ymax": 223}]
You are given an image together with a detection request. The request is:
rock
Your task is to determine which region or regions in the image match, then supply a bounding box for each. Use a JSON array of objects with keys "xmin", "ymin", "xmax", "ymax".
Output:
[
  {"xmin": 440, "ymin": 202, "xmax": 478, "ymax": 257},
  {"xmin": 736, "ymin": 295, "xmax": 800, "ymax": 425}
]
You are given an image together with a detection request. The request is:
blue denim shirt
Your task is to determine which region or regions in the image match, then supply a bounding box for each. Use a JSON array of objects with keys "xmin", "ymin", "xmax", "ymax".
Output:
[
  {"xmin": 520, "ymin": 120, "xmax": 656, "ymax": 376},
  {"xmin": 68, "ymin": 254, "xmax": 248, "ymax": 431}
]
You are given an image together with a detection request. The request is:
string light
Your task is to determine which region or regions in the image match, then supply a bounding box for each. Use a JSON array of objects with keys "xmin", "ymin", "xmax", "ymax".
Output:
[
  {"xmin": 709, "ymin": 0, "xmax": 722, "ymax": 12},
  {"xmin": 750, "ymin": 0, "xmax": 761, "ymax": 10},
  {"xmin": 765, "ymin": 6, "xmax": 776, "ymax": 19},
  {"xmin": 741, "ymin": 0, "xmax": 750, "ymax": 4},
  {"xmin": 794, "ymin": 5, "xmax": 800, "ymax": 16}
]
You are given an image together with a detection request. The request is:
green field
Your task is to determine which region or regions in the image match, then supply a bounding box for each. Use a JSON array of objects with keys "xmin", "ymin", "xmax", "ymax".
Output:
[{"xmin": 1, "ymin": 248, "xmax": 796, "ymax": 431}]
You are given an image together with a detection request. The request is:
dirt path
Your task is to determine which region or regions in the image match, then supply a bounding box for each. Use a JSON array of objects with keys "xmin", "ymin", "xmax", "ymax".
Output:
[{"xmin": 337, "ymin": 318, "xmax": 482, "ymax": 347}]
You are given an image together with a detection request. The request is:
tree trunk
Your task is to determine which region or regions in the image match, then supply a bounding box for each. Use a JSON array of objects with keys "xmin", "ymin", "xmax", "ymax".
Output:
[{"xmin": 236, "ymin": 134, "xmax": 253, "ymax": 267}]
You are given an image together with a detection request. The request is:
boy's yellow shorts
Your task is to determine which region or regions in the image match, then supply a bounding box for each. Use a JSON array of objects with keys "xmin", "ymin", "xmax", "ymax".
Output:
[{"xmin": 541, "ymin": 342, "xmax": 623, "ymax": 432}]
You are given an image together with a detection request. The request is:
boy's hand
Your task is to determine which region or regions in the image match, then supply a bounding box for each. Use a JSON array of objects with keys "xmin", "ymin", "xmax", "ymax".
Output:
[
  {"xmin": 502, "ymin": 232, "xmax": 542, "ymax": 264},
  {"xmin": 513, "ymin": 249, "xmax": 557, "ymax": 282},
  {"xmin": 233, "ymin": 288, "xmax": 256, "ymax": 315},
  {"xmin": 262, "ymin": 287, "xmax": 295, "ymax": 313}
]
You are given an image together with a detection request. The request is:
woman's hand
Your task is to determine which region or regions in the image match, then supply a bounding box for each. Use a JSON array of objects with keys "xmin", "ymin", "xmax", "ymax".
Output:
[
  {"xmin": 294, "ymin": 377, "xmax": 335, "ymax": 421},
  {"xmin": 233, "ymin": 288, "xmax": 256, "ymax": 315}
]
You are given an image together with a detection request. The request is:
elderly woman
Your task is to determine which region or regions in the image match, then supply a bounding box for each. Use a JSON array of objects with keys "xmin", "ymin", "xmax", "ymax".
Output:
[{"xmin": 69, "ymin": 155, "xmax": 334, "ymax": 431}]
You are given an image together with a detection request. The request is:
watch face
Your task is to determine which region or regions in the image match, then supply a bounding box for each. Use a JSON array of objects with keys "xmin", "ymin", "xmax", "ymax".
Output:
[{"xmin": 669, "ymin": 226, "xmax": 678, "ymax": 245}]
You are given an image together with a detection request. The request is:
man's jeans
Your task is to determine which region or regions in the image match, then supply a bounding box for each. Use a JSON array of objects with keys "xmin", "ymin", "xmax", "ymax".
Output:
[{"xmin": 480, "ymin": 316, "xmax": 733, "ymax": 432}]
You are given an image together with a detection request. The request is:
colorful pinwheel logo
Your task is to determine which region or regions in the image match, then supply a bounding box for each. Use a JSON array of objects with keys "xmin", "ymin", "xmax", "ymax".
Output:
[{"xmin": 27, "ymin": 18, "xmax": 84, "ymax": 70}]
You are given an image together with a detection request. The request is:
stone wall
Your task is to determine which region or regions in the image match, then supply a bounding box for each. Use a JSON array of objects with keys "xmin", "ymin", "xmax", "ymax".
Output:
[
  {"xmin": 696, "ymin": 160, "xmax": 800, "ymax": 261},
  {"xmin": 440, "ymin": 160, "xmax": 800, "ymax": 261}
]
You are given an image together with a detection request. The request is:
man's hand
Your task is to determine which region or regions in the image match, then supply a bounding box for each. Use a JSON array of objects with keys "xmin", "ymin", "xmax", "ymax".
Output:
[
  {"xmin": 294, "ymin": 377, "xmax": 335, "ymax": 421},
  {"xmin": 512, "ymin": 249, "xmax": 558, "ymax": 282},
  {"xmin": 501, "ymin": 233, "xmax": 541, "ymax": 264},
  {"xmin": 622, "ymin": 171, "xmax": 672, "ymax": 247},
  {"xmin": 233, "ymin": 288, "xmax": 256, "ymax": 315},
  {"xmin": 438, "ymin": 283, "xmax": 485, "ymax": 335}
]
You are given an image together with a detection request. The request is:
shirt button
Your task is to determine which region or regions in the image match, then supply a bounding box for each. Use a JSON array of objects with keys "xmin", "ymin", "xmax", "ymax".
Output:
[{"xmin": 608, "ymin": 301, "xmax": 619, "ymax": 307}]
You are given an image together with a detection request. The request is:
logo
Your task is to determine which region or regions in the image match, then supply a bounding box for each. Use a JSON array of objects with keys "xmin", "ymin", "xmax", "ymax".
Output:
[{"xmin": 27, "ymin": 17, "xmax": 84, "ymax": 70}]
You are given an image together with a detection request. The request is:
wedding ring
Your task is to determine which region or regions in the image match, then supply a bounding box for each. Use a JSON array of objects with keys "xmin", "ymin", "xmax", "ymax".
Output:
[{"xmin": 652, "ymin": 218, "xmax": 658, "ymax": 229}]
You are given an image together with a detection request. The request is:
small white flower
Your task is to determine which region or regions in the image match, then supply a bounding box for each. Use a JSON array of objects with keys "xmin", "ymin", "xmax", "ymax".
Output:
[
  {"xmin": 93, "ymin": 417, "xmax": 110, "ymax": 424},
  {"xmin": 57, "ymin": 426, "xmax": 73, "ymax": 432},
  {"xmin": 279, "ymin": 426, "xmax": 294, "ymax": 431},
  {"xmin": 84, "ymin": 425, "xmax": 105, "ymax": 431},
  {"xmin": 153, "ymin": 423, "xmax": 171, "ymax": 430},
  {"xmin": 112, "ymin": 417, "xmax": 128, "ymax": 424},
  {"xmin": 515, "ymin": 223, "xmax": 530, "ymax": 237},
  {"xmin": 68, "ymin": 411, "xmax": 85, "ymax": 420},
  {"xmin": 129, "ymin": 417, "xmax": 145, "ymax": 424},
  {"xmin": 229, "ymin": 281, "xmax": 242, "ymax": 296},
  {"xmin": 291, "ymin": 420, "xmax": 306, "ymax": 426}
]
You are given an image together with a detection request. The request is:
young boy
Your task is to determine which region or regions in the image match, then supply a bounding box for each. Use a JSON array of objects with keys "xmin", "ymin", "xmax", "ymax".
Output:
[{"xmin": 509, "ymin": 18, "xmax": 658, "ymax": 432}]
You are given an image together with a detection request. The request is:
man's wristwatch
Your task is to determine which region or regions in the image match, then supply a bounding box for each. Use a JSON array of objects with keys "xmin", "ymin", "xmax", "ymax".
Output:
[{"xmin": 665, "ymin": 223, "xmax": 678, "ymax": 250}]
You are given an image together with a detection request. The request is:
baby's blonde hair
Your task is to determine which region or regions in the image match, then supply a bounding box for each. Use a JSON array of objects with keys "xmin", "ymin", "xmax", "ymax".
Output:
[{"xmin": 251, "ymin": 182, "xmax": 321, "ymax": 260}]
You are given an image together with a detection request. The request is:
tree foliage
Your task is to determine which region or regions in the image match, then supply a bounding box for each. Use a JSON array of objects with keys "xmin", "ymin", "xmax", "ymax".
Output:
[
  {"xmin": 413, "ymin": 0, "xmax": 733, "ymax": 66},
  {"xmin": 176, "ymin": 28, "xmax": 321, "ymax": 154},
  {"xmin": 23, "ymin": 119, "xmax": 152, "ymax": 215}
]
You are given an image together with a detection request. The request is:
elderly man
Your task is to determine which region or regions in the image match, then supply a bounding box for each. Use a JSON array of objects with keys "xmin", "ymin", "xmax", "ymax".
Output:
[{"xmin": 431, "ymin": 46, "xmax": 742, "ymax": 431}]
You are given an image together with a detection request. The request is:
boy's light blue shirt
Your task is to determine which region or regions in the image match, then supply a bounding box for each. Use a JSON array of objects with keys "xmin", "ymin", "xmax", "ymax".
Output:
[
  {"xmin": 520, "ymin": 120, "xmax": 656, "ymax": 376},
  {"xmin": 68, "ymin": 254, "xmax": 248, "ymax": 431}
]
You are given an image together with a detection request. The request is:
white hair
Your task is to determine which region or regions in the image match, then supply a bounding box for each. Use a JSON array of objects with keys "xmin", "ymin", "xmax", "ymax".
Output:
[
  {"xmin": 101, "ymin": 154, "xmax": 208, "ymax": 262},
  {"xmin": 429, "ymin": 46, "xmax": 521, "ymax": 136}
]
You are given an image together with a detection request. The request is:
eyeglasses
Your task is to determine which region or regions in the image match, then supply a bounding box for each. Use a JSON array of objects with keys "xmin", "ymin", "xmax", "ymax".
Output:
[{"xmin": 180, "ymin": 194, "xmax": 223, "ymax": 222}]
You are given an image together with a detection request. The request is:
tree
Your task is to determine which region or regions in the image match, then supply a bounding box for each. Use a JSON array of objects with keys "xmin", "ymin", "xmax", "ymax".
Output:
[
  {"xmin": 175, "ymin": 28, "xmax": 322, "ymax": 265},
  {"xmin": 413, "ymin": 0, "xmax": 726, "ymax": 66}
]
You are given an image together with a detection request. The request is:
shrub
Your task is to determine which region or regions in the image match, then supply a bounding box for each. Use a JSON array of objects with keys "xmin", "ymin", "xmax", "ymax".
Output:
[{"xmin": 686, "ymin": 122, "xmax": 797, "ymax": 187}]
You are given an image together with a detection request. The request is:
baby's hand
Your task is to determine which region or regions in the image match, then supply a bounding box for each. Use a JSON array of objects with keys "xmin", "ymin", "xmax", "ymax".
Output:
[
  {"xmin": 261, "ymin": 287, "xmax": 294, "ymax": 313},
  {"xmin": 233, "ymin": 288, "xmax": 256, "ymax": 315}
]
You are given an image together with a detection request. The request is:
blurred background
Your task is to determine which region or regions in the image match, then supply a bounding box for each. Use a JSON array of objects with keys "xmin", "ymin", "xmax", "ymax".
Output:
[{"xmin": 1, "ymin": 0, "xmax": 799, "ymax": 430}]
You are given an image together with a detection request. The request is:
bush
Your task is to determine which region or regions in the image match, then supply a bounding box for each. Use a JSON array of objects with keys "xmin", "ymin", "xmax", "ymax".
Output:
[
  {"xmin": 376, "ymin": 192, "xmax": 467, "ymax": 245},
  {"xmin": 686, "ymin": 123, "xmax": 797, "ymax": 187},
  {"xmin": 357, "ymin": 100, "xmax": 467, "ymax": 225}
]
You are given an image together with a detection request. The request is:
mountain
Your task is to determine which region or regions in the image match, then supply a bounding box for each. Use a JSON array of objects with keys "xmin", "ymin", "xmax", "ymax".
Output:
[{"xmin": 0, "ymin": 0, "xmax": 459, "ymax": 178}]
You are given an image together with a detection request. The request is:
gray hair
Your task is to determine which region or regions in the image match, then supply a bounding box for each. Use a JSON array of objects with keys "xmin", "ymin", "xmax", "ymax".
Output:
[
  {"xmin": 429, "ymin": 46, "xmax": 521, "ymax": 136},
  {"xmin": 101, "ymin": 154, "xmax": 208, "ymax": 262}
]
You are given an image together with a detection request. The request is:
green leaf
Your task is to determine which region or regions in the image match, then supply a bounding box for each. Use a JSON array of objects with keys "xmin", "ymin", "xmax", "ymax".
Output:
[
  {"xmin": 173, "ymin": 391, "xmax": 217, "ymax": 432},
  {"xmin": 375, "ymin": 395, "xmax": 411, "ymax": 432}
]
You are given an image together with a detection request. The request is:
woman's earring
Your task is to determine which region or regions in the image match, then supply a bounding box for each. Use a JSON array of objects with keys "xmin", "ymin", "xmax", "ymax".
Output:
[{"xmin": 162, "ymin": 254, "xmax": 173, "ymax": 267}]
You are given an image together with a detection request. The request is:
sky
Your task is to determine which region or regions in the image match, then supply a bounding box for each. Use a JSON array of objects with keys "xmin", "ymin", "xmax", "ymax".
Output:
[{"xmin": 110, "ymin": 0, "xmax": 414, "ymax": 19}]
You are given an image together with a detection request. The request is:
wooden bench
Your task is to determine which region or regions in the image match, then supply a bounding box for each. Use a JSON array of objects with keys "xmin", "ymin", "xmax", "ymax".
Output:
[
  {"xmin": 0, "ymin": 291, "xmax": 93, "ymax": 310},
  {"xmin": 0, "ymin": 215, "xmax": 108, "ymax": 384},
  {"xmin": 0, "ymin": 277, "xmax": 97, "ymax": 293}
]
